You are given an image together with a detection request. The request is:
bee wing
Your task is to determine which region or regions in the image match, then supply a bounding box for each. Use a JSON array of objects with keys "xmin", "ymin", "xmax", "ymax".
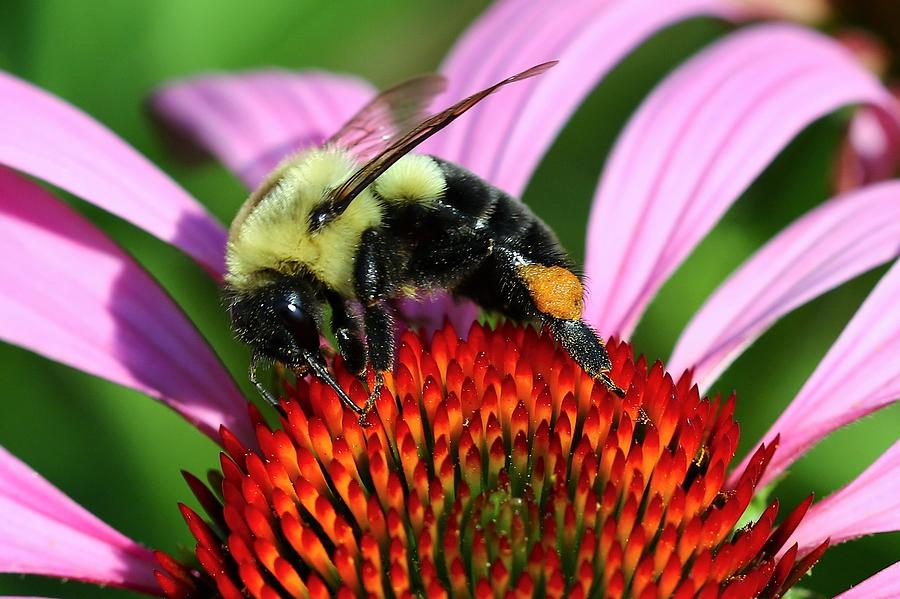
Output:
[
  {"xmin": 326, "ymin": 74, "xmax": 448, "ymax": 161},
  {"xmin": 311, "ymin": 61, "xmax": 558, "ymax": 230}
]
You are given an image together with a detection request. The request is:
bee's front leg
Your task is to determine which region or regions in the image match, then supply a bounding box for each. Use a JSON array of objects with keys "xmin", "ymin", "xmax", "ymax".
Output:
[
  {"xmin": 355, "ymin": 229, "xmax": 397, "ymax": 425},
  {"xmin": 355, "ymin": 301, "xmax": 393, "ymax": 425},
  {"xmin": 327, "ymin": 291, "xmax": 367, "ymax": 377},
  {"xmin": 366, "ymin": 370, "xmax": 385, "ymax": 415}
]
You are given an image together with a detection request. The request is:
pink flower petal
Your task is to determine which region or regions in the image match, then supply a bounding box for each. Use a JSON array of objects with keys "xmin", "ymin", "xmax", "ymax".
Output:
[
  {"xmin": 0, "ymin": 167, "xmax": 253, "ymax": 444},
  {"xmin": 582, "ymin": 24, "xmax": 900, "ymax": 337},
  {"xmin": 151, "ymin": 70, "xmax": 375, "ymax": 189},
  {"xmin": 832, "ymin": 34, "xmax": 900, "ymax": 194},
  {"xmin": 0, "ymin": 447, "xmax": 160, "ymax": 595},
  {"xmin": 0, "ymin": 447, "xmax": 129, "ymax": 553},
  {"xmin": 0, "ymin": 71, "xmax": 226, "ymax": 277},
  {"xmin": 786, "ymin": 441, "xmax": 900, "ymax": 553},
  {"xmin": 837, "ymin": 560, "xmax": 900, "ymax": 599},
  {"xmin": 730, "ymin": 258, "xmax": 900, "ymax": 487},
  {"xmin": 669, "ymin": 181, "xmax": 900, "ymax": 389},
  {"xmin": 836, "ymin": 103, "xmax": 900, "ymax": 193},
  {"xmin": 430, "ymin": 0, "xmax": 742, "ymax": 196}
]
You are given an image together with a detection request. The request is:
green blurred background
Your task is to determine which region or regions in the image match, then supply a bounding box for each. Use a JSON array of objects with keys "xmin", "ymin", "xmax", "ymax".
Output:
[{"xmin": 0, "ymin": 1, "xmax": 897, "ymax": 597}]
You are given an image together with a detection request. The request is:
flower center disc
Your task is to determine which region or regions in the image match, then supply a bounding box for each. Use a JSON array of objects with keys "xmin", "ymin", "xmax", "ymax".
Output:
[{"xmin": 156, "ymin": 323, "xmax": 826, "ymax": 599}]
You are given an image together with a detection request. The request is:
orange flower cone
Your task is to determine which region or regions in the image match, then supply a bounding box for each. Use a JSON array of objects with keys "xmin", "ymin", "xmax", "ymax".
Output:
[{"xmin": 157, "ymin": 323, "xmax": 826, "ymax": 599}]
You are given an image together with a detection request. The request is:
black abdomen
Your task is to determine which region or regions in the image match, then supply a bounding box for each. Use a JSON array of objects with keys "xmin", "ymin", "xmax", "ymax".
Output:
[
  {"xmin": 434, "ymin": 157, "xmax": 569, "ymax": 266},
  {"xmin": 433, "ymin": 158, "xmax": 573, "ymax": 319},
  {"xmin": 373, "ymin": 156, "xmax": 571, "ymax": 309}
]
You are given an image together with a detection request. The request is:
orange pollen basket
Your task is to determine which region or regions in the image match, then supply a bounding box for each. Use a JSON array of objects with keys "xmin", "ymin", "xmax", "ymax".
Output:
[
  {"xmin": 517, "ymin": 264, "xmax": 584, "ymax": 320},
  {"xmin": 154, "ymin": 322, "xmax": 826, "ymax": 599}
]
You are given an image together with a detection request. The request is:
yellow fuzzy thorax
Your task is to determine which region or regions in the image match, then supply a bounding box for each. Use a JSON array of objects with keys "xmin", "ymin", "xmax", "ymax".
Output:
[
  {"xmin": 225, "ymin": 147, "xmax": 382, "ymax": 297},
  {"xmin": 374, "ymin": 153, "xmax": 446, "ymax": 205},
  {"xmin": 225, "ymin": 148, "xmax": 447, "ymax": 298}
]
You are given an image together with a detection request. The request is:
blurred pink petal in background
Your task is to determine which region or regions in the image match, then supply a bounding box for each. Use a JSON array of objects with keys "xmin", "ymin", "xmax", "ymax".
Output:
[{"xmin": 152, "ymin": 70, "xmax": 375, "ymax": 190}]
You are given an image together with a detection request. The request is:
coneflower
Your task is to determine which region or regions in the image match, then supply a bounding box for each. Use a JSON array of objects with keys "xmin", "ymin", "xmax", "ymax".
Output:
[{"xmin": 157, "ymin": 324, "xmax": 826, "ymax": 599}]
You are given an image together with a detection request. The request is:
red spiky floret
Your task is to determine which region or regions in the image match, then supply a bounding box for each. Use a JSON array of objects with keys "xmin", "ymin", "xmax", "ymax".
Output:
[{"xmin": 156, "ymin": 322, "xmax": 826, "ymax": 598}]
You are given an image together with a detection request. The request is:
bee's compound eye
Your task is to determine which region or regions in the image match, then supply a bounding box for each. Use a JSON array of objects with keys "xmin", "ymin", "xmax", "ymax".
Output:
[
  {"xmin": 277, "ymin": 301, "xmax": 319, "ymax": 354},
  {"xmin": 279, "ymin": 302, "xmax": 301, "ymax": 318}
]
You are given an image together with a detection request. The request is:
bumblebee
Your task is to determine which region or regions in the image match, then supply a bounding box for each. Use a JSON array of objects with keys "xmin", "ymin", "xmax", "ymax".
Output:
[{"xmin": 225, "ymin": 61, "xmax": 624, "ymax": 423}]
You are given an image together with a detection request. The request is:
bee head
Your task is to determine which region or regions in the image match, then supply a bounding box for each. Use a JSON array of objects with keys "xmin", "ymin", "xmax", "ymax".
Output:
[{"xmin": 226, "ymin": 274, "xmax": 324, "ymax": 370}]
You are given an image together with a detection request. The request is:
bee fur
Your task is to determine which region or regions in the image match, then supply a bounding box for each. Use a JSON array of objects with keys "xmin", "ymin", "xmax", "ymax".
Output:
[{"xmin": 225, "ymin": 148, "xmax": 383, "ymax": 297}]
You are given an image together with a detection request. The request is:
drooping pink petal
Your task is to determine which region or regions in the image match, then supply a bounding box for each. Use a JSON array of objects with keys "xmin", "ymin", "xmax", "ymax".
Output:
[
  {"xmin": 837, "ymin": 560, "xmax": 900, "ymax": 599},
  {"xmin": 582, "ymin": 24, "xmax": 900, "ymax": 337},
  {"xmin": 729, "ymin": 258, "xmax": 900, "ymax": 487},
  {"xmin": 0, "ymin": 71, "xmax": 226, "ymax": 277},
  {"xmin": 669, "ymin": 181, "xmax": 900, "ymax": 389},
  {"xmin": 832, "ymin": 32, "xmax": 900, "ymax": 190},
  {"xmin": 0, "ymin": 447, "xmax": 161, "ymax": 595},
  {"xmin": 0, "ymin": 447, "xmax": 130, "ymax": 553},
  {"xmin": 836, "ymin": 103, "xmax": 900, "ymax": 193},
  {"xmin": 0, "ymin": 167, "xmax": 253, "ymax": 445},
  {"xmin": 150, "ymin": 70, "xmax": 375, "ymax": 189},
  {"xmin": 429, "ymin": 0, "xmax": 742, "ymax": 197},
  {"xmin": 785, "ymin": 441, "xmax": 900, "ymax": 553}
]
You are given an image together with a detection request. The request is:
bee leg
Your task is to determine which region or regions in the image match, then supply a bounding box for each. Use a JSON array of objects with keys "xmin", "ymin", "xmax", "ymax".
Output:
[
  {"xmin": 358, "ymin": 301, "xmax": 394, "ymax": 426},
  {"xmin": 300, "ymin": 351, "xmax": 367, "ymax": 417},
  {"xmin": 355, "ymin": 229, "xmax": 399, "ymax": 426},
  {"xmin": 327, "ymin": 292, "xmax": 367, "ymax": 376},
  {"xmin": 547, "ymin": 318, "xmax": 625, "ymax": 398},
  {"xmin": 363, "ymin": 371, "xmax": 385, "ymax": 416},
  {"xmin": 458, "ymin": 252, "xmax": 625, "ymax": 397},
  {"xmin": 600, "ymin": 373, "xmax": 625, "ymax": 397},
  {"xmin": 511, "ymin": 260, "xmax": 625, "ymax": 397}
]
